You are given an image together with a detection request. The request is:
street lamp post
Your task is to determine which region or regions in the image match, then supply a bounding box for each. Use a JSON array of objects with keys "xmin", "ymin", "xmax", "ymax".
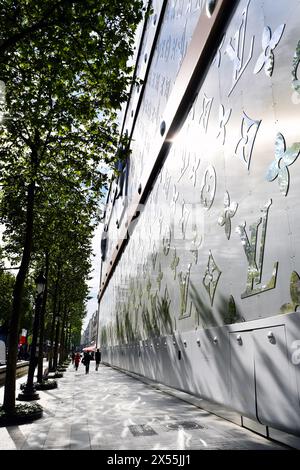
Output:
[{"xmin": 18, "ymin": 272, "xmax": 46, "ymax": 401}]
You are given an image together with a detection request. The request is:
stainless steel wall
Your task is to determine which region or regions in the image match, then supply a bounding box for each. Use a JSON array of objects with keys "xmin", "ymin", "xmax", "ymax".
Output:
[{"xmin": 99, "ymin": 0, "xmax": 300, "ymax": 436}]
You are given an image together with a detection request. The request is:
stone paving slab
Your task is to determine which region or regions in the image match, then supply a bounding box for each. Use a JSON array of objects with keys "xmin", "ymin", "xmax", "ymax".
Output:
[{"xmin": 0, "ymin": 363, "xmax": 289, "ymax": 450}]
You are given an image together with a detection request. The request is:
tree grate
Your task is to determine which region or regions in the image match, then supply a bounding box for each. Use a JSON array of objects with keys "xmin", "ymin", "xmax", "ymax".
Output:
[
  {"xmin": 128, "ymin": 424, "xmax": 158, "ymax": 437},
  {"xmin": 165, "ymin": 421, "xmax": 204, "ymax": 431}
]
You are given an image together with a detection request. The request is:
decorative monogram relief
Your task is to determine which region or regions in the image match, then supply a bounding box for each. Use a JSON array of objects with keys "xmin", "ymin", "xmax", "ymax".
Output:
[
  {"xmin": 146, "ymin": 277, "xmax": 152, "ymax": 297},
  {"xmin": 178, "ymin": 148, "xmax": 190, "ymax": 182},
  {"xmin": 170, "ymin": 249, "xmax": 180, "ymax": 280},
  {"xmin": 280, "ymin": 271, "xmax": 300, "ymax": 314},
  {"xmin": 266, "ymin": 133, "xmax": 300, "ymax": 196},
  {"xmin": 254, "ymin": 24, "xmax": 285, "ymax": 77},
  {"xmin": 158, "ymin": 212, "xmax": 164, "ymax": 236},
  {"xmin": 292, "ymin": 40, "xmax": 300, "ymax": 97},
  {"xmin": 200, "ymin": 165, "xmax": 216, "ymax": 210},
  {"xmin": 235, "ymin": 112, "xmax": 261, "ymax": 169},
  {"xmin": 189, "ymin": 153, "xmax": 201, "ymax": 187},
  {"xmin": 218, "ymin": 191, "xmax": 238, "ymax": 240},
  {"xmin": 190, "ymin": 223, "xmax": 202, "ymax": 263},
  {"xmin": 179, "ymin": 199, "xmax": 191, "ymax": 239},
  {"xmin": 156, "ymin": 263, "xmax": 163, "ymax": 291},
  {"xmin": 225, "ymin": 0, "xmax": 254, "ymax": 96},
  {"xmin": 142, "ymin": 261, "xmax": 148, "ymax": 279},
  {"xmin": 162, "ymin": 225, "xmax": 172, "ymax": 256},
  {"xmin": 178, "ymin": 264, "xmax": 192, "ymax": 318},
  {"xmin": 171, "ymin": 185, "xmax": 180, "ymax": 213},
  {"xmin": 203, "ymin": 251, "xmax": 222, "ymax": 306},
  {"xmin": 152, "ymin": 243, "xmax": 158, "ymax": 270},
  {"xmin": 236, "ymin": 199, "xmax": 278, "ymax": 298},
  {"xmin": 163, "ymin": 169, "xmax": 171, "ymax": 200},
  {"xmin": 137, "ymin": 282, "xmax": 143, "ymax": 307},
  {"xmin": 213, "ymin": 34, "xmax": 226, "ymax": 68},
  {"xmin": 217, "ymin": 105, "xmax": 231, "ymax": 145},
  {"xmin": 152, "ymin": 182, "xmax": 160, "ymax": 205},
  {"xmin": 199, "ymin": 94, "xmax": 213, "ymax": 132}
]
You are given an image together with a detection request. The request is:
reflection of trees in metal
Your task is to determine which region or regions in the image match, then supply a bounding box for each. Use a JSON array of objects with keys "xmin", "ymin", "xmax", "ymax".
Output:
[
  {"xmin": 280, "ymin": 271, "xmax": 300, "ymax": 314},
  {"xmin": 156, "ymin": 287, "xmax": 173, "ymax": 335},
  {"xmin": 254, "ymin": 24, "xmax": 285, "ymax": 77},
  {"xmin": 235, "ymin": 112, "xmax": 261, "ymax": 169},
  {"xmin": 170, "ymin": 249, "xmax": 180, "ymax": 280},
  {"xmin": 266, "ymin": 132, "xmax": 300, "ymax": 196},
  {"xmin": 190, "ymin": 284, "xmax": 244, "ymax": 328},
  {"xmin": 162, "ymin": 225, "xmax": 172, "ymax": 256},
  {"xmin": 151, "ymin": 243, "xmax": 158, "ymax": 269}
]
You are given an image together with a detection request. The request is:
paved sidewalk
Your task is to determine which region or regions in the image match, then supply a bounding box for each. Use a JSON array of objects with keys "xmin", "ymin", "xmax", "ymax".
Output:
[{"xmin": 0, "ymin": 363, "xmax": 287, "ymax": 450}]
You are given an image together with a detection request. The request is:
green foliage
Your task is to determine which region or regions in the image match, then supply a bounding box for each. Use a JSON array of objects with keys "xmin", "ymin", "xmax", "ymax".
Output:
[
  {"xmin": 0, "ymin": 269, "xmax": 14, "ymax": 326},
  {"xmin": 0, "ymin": 267, "xmax": 34, "ymax": 329},
  {"xmin": 0, "ymin": 1, "xmax": 144, "ymax": 410}
]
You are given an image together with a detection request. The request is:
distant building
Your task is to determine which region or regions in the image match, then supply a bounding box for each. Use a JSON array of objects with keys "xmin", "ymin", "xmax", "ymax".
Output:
[{"xmin": 81, "ymin": 311, "xmax": 98, "ymax": 348}]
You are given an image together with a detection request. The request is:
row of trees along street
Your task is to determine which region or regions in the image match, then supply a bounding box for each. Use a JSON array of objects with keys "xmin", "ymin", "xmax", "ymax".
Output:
[{"xmin": 0, "ymin": 0, "xmax": 144, "ymax": 414}]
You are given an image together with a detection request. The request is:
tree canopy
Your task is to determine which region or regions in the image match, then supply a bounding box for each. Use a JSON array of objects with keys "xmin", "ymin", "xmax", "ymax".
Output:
[{"xmin": 0, "ymin": 0, "xmax": 144, "ymax": 412}]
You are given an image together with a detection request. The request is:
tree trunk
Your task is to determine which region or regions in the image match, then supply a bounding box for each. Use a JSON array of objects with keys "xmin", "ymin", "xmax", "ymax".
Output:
[
  {"xmin": 37, "ymin": 252, "xmax": 49, "ymax": 383},
  {"xmin": 3, "ymin": 181, "xmax": 35, "ymax": 412},
  {"xmin": 48, "ymin": 266, "xmax": 59, "ymax": 371},
  {"xmin": 53, "ymin": 312, "xmax": 60, "ymax": 370}
]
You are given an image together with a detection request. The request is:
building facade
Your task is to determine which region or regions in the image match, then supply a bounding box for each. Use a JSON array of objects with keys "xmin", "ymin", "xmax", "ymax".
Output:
[{"xmin": 98, "ymin": 0, "xmax": 300, "ymax": 443}]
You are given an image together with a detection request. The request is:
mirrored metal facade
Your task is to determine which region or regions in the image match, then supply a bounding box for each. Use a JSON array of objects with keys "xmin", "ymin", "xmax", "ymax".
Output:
[{"xmin": 98, "ymin": 0, "xmax": 300, "ymax": 439}]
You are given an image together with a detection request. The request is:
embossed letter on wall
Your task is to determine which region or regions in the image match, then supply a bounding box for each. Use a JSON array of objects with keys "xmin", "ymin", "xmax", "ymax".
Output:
[
  {"xmin": 217, "ymin": 105, "xmax": 232, "ymax": 145},
  {"xmin": 235, "ymin": 112, "xmax": 261, "ymax": 169},
  {"xmin": 199, "ymin": 94, "xmax": 213, "ymax": 132},
  {"xmin": 236, "ymin": 199, "xmax": 278, "ymax": 298},
  {"xmin": 226, "ymin": 0, "xmax": 254, "ymax": 96}
]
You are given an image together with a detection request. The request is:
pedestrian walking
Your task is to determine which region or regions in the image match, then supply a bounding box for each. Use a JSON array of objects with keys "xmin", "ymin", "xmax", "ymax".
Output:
[
  {"xmin": 71, "ymin": 351, "xmax": 75, "ymax": 365},
  {"xmin": 82, "ymin": 352, "xmax": 91, "ymax": 374},
  {"xmin": 74, "ymin": 352, "xmax": 81, "ymax": 371},
  {"xmin": 95, "ymin": 348, "xmax": 101, "ymax": 371}
]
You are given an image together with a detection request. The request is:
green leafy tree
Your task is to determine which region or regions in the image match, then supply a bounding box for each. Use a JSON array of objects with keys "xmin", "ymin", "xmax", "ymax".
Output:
[{"xmin": 0, "ymin": 0, "xmax": 143, "ymax": 412}]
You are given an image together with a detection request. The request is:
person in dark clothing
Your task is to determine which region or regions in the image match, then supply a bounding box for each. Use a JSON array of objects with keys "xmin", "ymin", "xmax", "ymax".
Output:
[
  {"xmin": 95, "ymin": 348, "xmax": 101, "ymax": 371},
  {"xmin": 82, "ymin": 352, "xmax": 91, "ymax": 374},
  {"xmin": 74, "ymin": 352, "xmax": 81, "ymax": 370}
]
